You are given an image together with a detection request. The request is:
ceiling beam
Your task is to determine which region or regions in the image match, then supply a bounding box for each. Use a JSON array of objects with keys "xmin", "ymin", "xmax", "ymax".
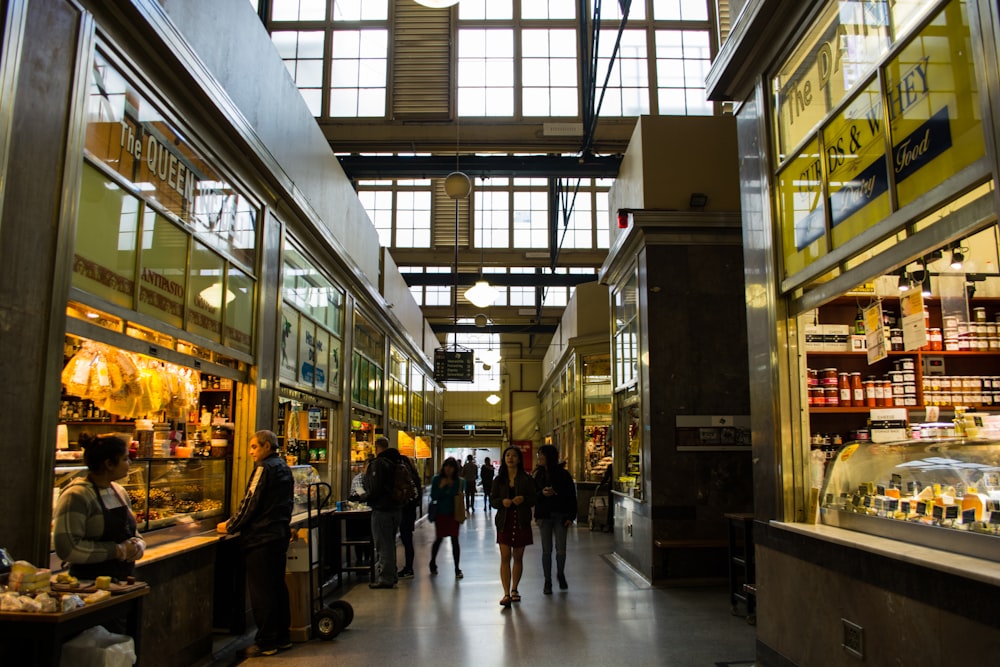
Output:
[
  {"xmin": 403, "ymin": 272, "xmax": 599, "ymax": 287},
  {"xmin": 429, "ymin": 322, "xmax": 558, "ymax": 335},
  {"xmin": 337, "ymin": 153, "xmax": 622, "ymax": 180}
]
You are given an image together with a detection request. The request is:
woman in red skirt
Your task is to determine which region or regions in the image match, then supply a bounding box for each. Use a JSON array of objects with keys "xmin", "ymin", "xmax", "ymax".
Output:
[
  {"xmin": 490, "ymin": 446, "xmax": 537, "ymax": 607},
  {"xmin": 429, "ymin": 457, "xmax": 464, "ymax": 579}
]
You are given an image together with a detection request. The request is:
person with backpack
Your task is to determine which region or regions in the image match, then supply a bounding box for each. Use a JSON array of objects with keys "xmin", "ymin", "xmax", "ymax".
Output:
[
  {"xmin": 428, "ymin": 457, "xmax": 464, "ymax": 579},
  {"xmin": 363, "ymin": 435, "xmax": 413, "ymax": 589},
  {"xmin": 396, "ymin": 453, "xmax": 422, "ymax": 579}
]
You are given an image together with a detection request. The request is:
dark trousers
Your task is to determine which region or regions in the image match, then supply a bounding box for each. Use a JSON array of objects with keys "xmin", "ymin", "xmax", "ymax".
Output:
[
  {"xmin": 465, "ymin": 482, "xmax": 476, "ymax": 509},
  {"xmin": 245, "ymin": 541, "xmax": 291, "ymax": 649},
  {"xmin": 400, "ymin": 505, "xmax": 416, "ymax": 570}
]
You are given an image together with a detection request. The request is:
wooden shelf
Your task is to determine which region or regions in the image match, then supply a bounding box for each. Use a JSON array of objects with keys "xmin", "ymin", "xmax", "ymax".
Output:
[{"xmin": 807, "ymin": 350, "xmax": 1000, "ymax": 357}]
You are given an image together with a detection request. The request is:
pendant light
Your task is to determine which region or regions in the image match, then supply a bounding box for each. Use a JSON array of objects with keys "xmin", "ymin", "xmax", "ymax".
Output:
[
  {"xmin": 464, "ymin": 193, "xmax": 498, "ymax": 309},
  {"xmin": 414, "ymin": 0, "xmax": 461, "ymax": 7}
]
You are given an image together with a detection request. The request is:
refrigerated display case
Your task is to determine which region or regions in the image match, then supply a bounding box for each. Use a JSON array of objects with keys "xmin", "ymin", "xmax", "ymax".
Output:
[
  {"xmin": 820, "ymin": 436, "xmax": 1000, "ymax": 561},
  {"xmin": 54, "ymin": 458, "xmax": 229, "ymax": 533}
]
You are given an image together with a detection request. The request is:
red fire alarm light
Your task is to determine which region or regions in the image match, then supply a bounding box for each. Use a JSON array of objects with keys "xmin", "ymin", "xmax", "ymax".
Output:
[{"xmin": 617, "ymin": 209, "xmax": 630, "ymax": 229}]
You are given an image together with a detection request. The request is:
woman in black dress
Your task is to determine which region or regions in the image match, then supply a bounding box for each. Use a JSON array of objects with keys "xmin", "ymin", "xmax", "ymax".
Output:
[{"xmin": 490, "ymin": 446, "xmax": 537, "ymax": 607}]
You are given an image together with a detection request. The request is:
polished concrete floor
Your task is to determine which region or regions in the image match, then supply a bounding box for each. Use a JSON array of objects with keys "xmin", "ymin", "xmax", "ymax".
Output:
[{"xmin": 200, "ymin": 500, "xmax": 757, "ymax": 666}]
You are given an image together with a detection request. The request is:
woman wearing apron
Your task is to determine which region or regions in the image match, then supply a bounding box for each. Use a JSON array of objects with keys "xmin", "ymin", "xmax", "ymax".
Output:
[{"xmin": 54, "ymin": 433, "xmax": 146, "ymax": 583}]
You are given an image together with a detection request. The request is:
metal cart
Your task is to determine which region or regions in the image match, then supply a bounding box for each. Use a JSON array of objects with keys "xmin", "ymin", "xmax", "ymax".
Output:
[{"xmin": 306, "ymin": 483, "xmax": 354, "ymax": 640}]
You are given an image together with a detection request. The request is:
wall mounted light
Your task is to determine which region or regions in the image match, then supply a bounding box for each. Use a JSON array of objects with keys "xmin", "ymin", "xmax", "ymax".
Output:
[
  {"xmin": 897, "ymin": 272, "xmax": 911, "ymax": 292},
  {"xmin": 415, "ymin": 0, "xmax": 460, "ymax": 8},
  {"xmin": 950, "ymin": 247, "xmax": 966, "ymax": 270},
  {"xmin": 485, "ymin": 393, "xmax": 501, "ymax": 405}
]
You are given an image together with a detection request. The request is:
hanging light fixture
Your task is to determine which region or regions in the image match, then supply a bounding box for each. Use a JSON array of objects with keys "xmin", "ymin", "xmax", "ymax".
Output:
[
  {"xmin": 464, "ymin": 186, "xmax": 498, "ymax": 309},
  {"xmin": 485, "ymin": 393, "xmax": 501, "ymax": 405},
  {"xmin": 921, "ymin": 274, "xmax": 932, "ymax": 297},
  {"xmin": 415, "ymin": 0, "xmax": 461, "ymax": 7},
  {"xmin": 897, "ymin": 271, "xmax": 911, "ymax": 292},
  {"xmin": 465, "ymin": 280, "xmax": 498, "ymax": 308},
  {"xmin": 480, "ymin": 347, "xmax": 502, "ymax": 366}
]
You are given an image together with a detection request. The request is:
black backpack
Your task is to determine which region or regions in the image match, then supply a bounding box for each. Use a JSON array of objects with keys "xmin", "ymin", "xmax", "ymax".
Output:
[{"xmin": 390, "ymin": 459, "xmax": 419, "ymax": 507}]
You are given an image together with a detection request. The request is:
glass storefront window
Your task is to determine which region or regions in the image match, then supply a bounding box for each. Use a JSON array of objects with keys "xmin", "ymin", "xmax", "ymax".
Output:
[
  {"xmin": 613, "ymin": 270, "xmax": 639, "ymax": 388},
  {"xmin": 73, "ymin": 164, "xmax": 139, "ymax": 308},
  {"xmin": 137, "ymin": 211, "xmax": 189, "ymax": 330},
  {"xmin": 86, "ymin": 51, "xmax": 258, "ymax": 271}
]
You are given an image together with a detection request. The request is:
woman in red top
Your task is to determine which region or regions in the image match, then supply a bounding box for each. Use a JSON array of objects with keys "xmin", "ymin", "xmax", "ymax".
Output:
[{"xmin": 490, "ymin": 446, "xmax": 537, "ymax": 607}]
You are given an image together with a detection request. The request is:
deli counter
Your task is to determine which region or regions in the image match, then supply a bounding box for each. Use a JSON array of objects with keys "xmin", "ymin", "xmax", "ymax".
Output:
[
  {"xmin": 54, "ymin": 458, "xmax": 230, "ymax": 534},
  {"xmin": 820, "ymin": 437, "xmax": 1000, "ymax": 562}
]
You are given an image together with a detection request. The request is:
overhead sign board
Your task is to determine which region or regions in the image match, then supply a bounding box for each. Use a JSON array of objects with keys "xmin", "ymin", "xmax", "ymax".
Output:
[{"xmin": 434, "ymin": 348, "xmax": 474, "ymax": 382}]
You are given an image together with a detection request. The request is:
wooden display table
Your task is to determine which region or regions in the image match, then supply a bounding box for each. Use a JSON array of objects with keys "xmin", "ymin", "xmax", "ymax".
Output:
[{"xmin": 0, "ymin": 584, "xmax": 149, "ymax": 666}]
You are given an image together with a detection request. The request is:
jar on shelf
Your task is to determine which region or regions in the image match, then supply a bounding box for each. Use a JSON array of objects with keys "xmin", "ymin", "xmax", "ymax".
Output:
[
  {"xmin": 850, "ymin": 372, "xmax": 863, "ymax": 406},
  {"xmin": 889, "ymin": 329, "xmax": 904, "ymax": 351},
  {"xmin": 838, "ymin": 372, "xmax": 851, "ymax": 405},
  {"xmin": 863, "ymin": 378, "xmax": 877, "ymax": 407},
  {"xmin": 821, "ymin": 368, "xmax": 838, "ymax": 387},
  {"xmin": 824, "ymin": 387, "xmax": 839, "ymax": 407}
]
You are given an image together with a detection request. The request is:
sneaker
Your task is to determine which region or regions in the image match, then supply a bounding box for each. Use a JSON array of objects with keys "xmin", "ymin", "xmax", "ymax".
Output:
[
  {"xmin": 558, "ymin": 574, "xmax": 568, "ymax": 590},
  {"xmin": 543, "ymin": 579, "xmax": 553, "ymax": 595},
  {"xmin": 238, "ymin": 644, "xmax": 277, "ymax": 658},
  {"xmin": 397, "ymin": 568, "xmax": 414, "ymax": 579},
  {"xmin": 455, "ymin": 569, "xmax": 464, "ymax": 579}
]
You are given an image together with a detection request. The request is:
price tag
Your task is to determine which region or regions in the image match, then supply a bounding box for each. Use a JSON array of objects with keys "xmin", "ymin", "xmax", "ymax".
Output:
[
  {"xmin": 901, "ymin": 501, "xmax": 911, "ymax": 514},
  {"xmin": 887, "ymin": 499, "xmax": 899, "ymax": 512},
  {"xmin": 891, "ymin": 473, "xmax": 902, "ymax": 488},
  {"xmin": 945, "ymin": 505, "xmax": 959, "ymax": 520},
  {"xmin": 916, "ymin": 502, "xmax": 927, "ymax": 516},
  {"xmin": 961, "ymin": 509, "xmax": 976, "ymax": 524},
  {"xmin": 932, "ymin": 504, "xmax": 945, "ymax": 521},
  {"xmin": 876, "ymin": 484, "xmax": 886, "ymax": 496}
]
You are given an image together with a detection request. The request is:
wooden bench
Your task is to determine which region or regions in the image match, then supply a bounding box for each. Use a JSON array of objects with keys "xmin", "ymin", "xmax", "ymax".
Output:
[{"xmin": 654, "ymin": 538, "xmax": 729, "ymax": 586}]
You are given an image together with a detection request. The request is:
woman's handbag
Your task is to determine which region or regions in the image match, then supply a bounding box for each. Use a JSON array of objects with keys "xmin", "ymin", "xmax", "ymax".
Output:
[
  {"xmin": 427, "ymin": 500, "xmax": 438, "ymax": 522},
  {"xmin": 454, "ymin": 481, "xmax": 467, "ymax": 523}
]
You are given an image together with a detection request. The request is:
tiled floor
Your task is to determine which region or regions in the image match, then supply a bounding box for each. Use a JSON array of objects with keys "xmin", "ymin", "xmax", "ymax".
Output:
[{"xmin": 199, "ymin": 501, "xmax": 757, "ymax": 666}]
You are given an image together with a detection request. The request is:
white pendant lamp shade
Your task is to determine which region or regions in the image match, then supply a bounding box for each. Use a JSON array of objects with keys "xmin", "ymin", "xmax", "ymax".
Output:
[
  {"xmin": 480, "ymin": 347, "xmax": 501, "ymax": 366},
  {"xmin": 465, "ymin": 280, "xmax": 498, "ymax": 308},
  {"xmin": 415, "ymin": 0, "xmax": 461, "ymax": 7},
  {"xmin": 444, "ymin": 171, "xmax": 472, "ymax": 199}
]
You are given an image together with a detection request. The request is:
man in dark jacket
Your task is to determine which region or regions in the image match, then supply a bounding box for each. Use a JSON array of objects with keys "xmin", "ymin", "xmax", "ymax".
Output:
[
  {"xmin": 363, "ymin": 435, "xmax": 404, "ymax": 588},
  {"xmin": 217, "ymin": 430, "xmax": 294, "ymax": 658}
]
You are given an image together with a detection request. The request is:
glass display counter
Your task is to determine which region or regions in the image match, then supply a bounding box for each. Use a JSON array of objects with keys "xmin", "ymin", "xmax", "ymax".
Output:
[
  {"xmin": 54, "ymin": 458, "xmax": 229, "ymax": 533},
  {"xmin": 820, "ymin": 437, "xmax": 1000, "ymax": 561}
]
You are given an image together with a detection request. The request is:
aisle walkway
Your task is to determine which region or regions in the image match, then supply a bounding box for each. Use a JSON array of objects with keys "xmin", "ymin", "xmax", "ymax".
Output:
[{"xmin": 202, "ymin": 500, "xmax": 757, "ymax": 666}]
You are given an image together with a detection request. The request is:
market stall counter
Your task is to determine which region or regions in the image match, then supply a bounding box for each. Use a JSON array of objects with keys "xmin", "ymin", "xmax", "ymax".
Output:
[{"xmin": 0, "ymin": 583, "xmax": 149, "ymax": 666}]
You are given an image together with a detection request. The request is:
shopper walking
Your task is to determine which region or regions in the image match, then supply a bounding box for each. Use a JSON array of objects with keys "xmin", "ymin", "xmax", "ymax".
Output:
[
  {"xmin": 429, "ymin": 457, "xmax": 464, "ymax": 579},
  {"xmin": 397, "ymin": 453, "xmax": 422, "ymax": 579},
  {"xmin": 480, "ymin": 457, "xmax": 495, "ymax": 512},
  {"xmin": 533, "ymin": 444, "xmax": 577, "ymax": 594},
  {"xmin": 462, "ymin": 454, "xmax": 478, "ymax": 512},
  {"xmin": 216, "ymin": 430, "xmax": 293, "ymax": 658},
  {"xmin": 363, "ymin": 436, "xmax": 405, "ymax": 589},
  {"xmin": 491, "ymin": 446, "xmax": 536, "ymax": 607}
]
